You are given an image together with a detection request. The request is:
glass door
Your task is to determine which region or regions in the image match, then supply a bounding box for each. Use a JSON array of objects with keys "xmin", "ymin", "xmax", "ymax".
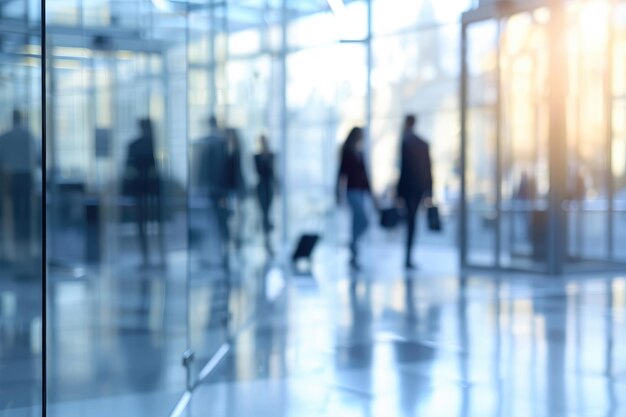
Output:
[
  {"xmin": 499, "ymin": 9, "xmax": 550, "ymax": 271},
  {"xmin": 461, "ymin": 2, "xmax": 553, "ymax": 272},
  {"xmin": 46, "ymin": 2, "xmax": 190, "ymax": 413},
  {"xmin": 462, "ymin": 19, "xmax": 499, "ymax": 267},
  {"xmin": 0, "ymin": 0, "xmax": 43, "ymax": 412},
  {"xmin": 462, "ymin": 0, "xmax": 626, "ymax": 273}
]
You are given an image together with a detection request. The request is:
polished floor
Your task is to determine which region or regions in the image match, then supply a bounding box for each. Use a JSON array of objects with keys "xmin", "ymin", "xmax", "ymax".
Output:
[
  {"xmin": 3, "ymin": 229, "xmax": 626, "ymax": 417},
  {"xmin": 186, "ymin": 244, "xmax": 626, "ymax": 417}
]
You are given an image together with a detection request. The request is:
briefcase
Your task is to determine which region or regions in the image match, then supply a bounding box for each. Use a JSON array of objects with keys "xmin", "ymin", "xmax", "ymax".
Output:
[
  {"xmin": 292, "ymin": 233, "xmax": 319, "ymax": 262},
  {"xmin": 379, "ymin": 207, "xmax": 400, "ymax": 229},
  {"xmin": 427, "ymin": 206, "xmax": 442, "ymax": 232}
]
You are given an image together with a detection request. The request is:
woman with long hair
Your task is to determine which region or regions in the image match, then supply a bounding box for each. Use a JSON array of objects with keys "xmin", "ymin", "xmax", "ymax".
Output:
[{"xmin": 336, "ymin": 127, "xmax": 373, "ymax": 270}]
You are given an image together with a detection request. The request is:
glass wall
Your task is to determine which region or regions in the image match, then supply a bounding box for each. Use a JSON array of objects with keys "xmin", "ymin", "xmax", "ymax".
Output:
[
  {"xmin": 45, "ymin": 1, "xmax": 282, "ymax": 415},
  {"xmin": 463, "ymin": 19, "xmax": 498, "ymax": 267},
  {"xmin": 13, "ymin": 0, "xmax": 624, "ymax": 415},
  {"xmin": 371, "ymin": 0, "xmax": 471, "ymax": 249},
  {"xmin": 461, "ymin": 0, "xmax": 626, "ymax": 273},
  {"xmin": 0, "ymin": 0, "xmax": 42, "ymax": 414},
  {"xmin": 46, "ymin": 1, "xmax": 190, "ymax": 415},
  {"xmin": 284, "ymin": 0, "xmax": 472, "ymax": 251},
  {"xmin": 43, "ymin": 1, "xmax": 483, "ymax": 411}
]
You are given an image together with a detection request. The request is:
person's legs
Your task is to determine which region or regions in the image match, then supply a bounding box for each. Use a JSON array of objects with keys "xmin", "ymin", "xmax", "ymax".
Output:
[
  {"xmin": 347, "ymin": 190, "xmax": 367, "ymax": 266},
  {"xmin": 136, "ymin": 195, "xmax": 149, "ymax": 266},
  {"xmin": 405, "ymin": 197, "xmax": 420, "ymax": 268},
  {"xmin": 151, "ymin": 192, "xmax": 167, "ymax": 266},
  {"xmin": 259, "ymin": 183, "xmax": 274, "ymax": 254},
  {"xmin": 258, "ymin": 183, "xmax": 271, "ymax": 233},
  {"xmin": 213, "ymin": 194, "xmax": 230, "ymax": 268},
  {"xmin": 11, "ymin": 174, "xmax": 31, "ymax": 263}
]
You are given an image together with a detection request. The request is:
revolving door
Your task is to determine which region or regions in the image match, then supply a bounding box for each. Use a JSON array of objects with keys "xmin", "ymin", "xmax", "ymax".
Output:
[{"xmin": 460, "ymin": 0, "xmax": 626, "ymax": 274}]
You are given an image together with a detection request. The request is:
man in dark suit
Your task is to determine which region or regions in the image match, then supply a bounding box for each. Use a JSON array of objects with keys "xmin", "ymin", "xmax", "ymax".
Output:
[
  {"xmin": 197, "ymin": 116, "xmax": 231, "ymax": 267},
  {"xmin": 124, "ymin": 118, "xmax": 165, "ymax": 268},
  {"xmin": 0, "ymin": 110, "xmax": 37, "ymax": 265},
  {"xmin": 397, "ymin": 114, "xmax": 433, "ymax": 270}
]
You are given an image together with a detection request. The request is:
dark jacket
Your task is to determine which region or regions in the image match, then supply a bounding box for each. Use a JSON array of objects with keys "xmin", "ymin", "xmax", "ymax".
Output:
[
  {"xmin": 397, "ymin": 132, "xmax": 432, "ymax": 200},
  {"xmin": 338, "ymin": 149, "xmax": 370, "ymax": 191},
  {"xmin": 124, "ymin": 135, "xmax": 160, "ymax": 196},
  {"xmin": 197, "ymin": 133, "xmax": 229, "ymax": 196},
  {"xmin": 255, "ymin": 152, "xmax": 275, "ymax": 185}
]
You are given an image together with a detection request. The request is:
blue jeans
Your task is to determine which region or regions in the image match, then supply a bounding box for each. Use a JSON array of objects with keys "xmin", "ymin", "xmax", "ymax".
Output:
[{"xmin": 346, "ymin": 190, "xmax": 369, "ymax": 259}]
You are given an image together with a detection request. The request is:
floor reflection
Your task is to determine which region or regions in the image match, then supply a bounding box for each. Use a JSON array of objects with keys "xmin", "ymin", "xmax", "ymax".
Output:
[{"xmin": 188, "ymin": 245, "xmax": 626, "ymax": 417}]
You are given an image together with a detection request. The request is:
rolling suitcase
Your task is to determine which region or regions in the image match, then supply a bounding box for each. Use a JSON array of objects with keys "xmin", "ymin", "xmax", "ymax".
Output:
[{"xmin": 291, "ymin": 233, "xmax": 319, "ymax": 274}]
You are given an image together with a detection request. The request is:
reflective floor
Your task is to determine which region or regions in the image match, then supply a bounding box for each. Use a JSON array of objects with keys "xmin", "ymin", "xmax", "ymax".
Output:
[
  {"xmin": 186, "ymin": 243, "xmax": 626, "ymax": 417},
  {"xmin": 4, "ymin": 234, "xmax": 626, "ymax": 417}
]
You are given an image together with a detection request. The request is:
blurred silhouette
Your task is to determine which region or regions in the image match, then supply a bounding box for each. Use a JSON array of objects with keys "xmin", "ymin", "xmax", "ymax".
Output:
[
  {"xmin": 397, "ymin": 115, "xmax": 433, "ymax": 270},
  {"xmin": 197, "ymin": 116, "xmax": 230, "ymax": 268},
  {"xmin": 0, "ymin": 110, "xmax": 37, "ymax": 265},
  {"xmin": 568, "ymin": 167, "xmax": 586, "ymax": 201},
  {"xmin": 337, "ymin": 127, "xmax": 373, "ymax": 270},
  {"xmin": 254, "ymin": 134, "xmax": 276, "ymax": 255},
  {"xmin": 516, "ymin": 171, "xmax": 537, "ymax": 202},
  {"xmin": 516, "ymin": 170, "xmax": 537, "ymax": 242},
  {"xmin": 123, "ymin": 118, "xmax": 165, "ymax": 268},
  {"xmin": 224, "ymin": 128, "xmax": 246, "ymax": 253}
]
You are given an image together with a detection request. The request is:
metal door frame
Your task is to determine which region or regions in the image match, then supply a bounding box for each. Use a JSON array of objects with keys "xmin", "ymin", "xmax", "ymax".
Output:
[{"xmin": 460, "ymin": 0, "xmax": 557, "ymax": 274}]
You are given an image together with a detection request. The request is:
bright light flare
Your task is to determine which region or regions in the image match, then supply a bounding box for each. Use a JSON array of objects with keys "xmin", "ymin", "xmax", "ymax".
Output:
[{"xmin": 579, "ymin": 1, "xmax": 609, "ymax": 43}]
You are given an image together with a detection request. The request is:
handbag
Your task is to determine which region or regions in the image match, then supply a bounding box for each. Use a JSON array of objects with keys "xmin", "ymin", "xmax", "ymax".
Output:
[
  {"xmin": 427, "ymin": 205, "xmax": 442, "ymax": 232},
  {"xmin": 379, "ymin": 206, "xmax": 400, "ymax": 229}
]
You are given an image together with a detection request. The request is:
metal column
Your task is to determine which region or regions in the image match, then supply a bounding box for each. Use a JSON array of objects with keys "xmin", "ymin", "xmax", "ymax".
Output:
[
  {"xmin": 547, "ymin": 0, "xmax": 568, "ymax": 274},
  {"xmin": 459, "ymin": 22, "xmax": 468, "ymax": 268}
]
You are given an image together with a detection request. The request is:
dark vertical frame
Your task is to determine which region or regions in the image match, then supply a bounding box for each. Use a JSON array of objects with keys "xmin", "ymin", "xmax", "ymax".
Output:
[{"xmin": 41, "ymin": 0, "xmax": 47, "ymax": 413}]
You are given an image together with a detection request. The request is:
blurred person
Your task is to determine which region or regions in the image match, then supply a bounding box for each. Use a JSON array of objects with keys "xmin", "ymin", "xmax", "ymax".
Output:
[
  {"xmin": 568, "ymin": 168, "xmax": 586, "ymax": 201},
  {"xmin": 396, "ymin": 115, "xmax": 433, "ymax": 270},
  {"xmin": 123, "ymin": 118, "xmax": 165, "ymax": 268},
  {"xmin": 0, "ymin": 110, "xmax": 37, "ymax": 264},
  {"xmin": 516, "ymin": 170, "xmax": 537, "ymax": 241},
  {"xmin": 224, "ymin": 128, "xmax": 247, "ymax": 253},
  {"xmin": 337, "ymin": 127, "xmax": 373, "ymax": 270},
  {"xmin": 197, "ymin": 116, "xmax": 230, "ymax": 268},
  {"xmin": 254, "ymin": 134, "xmax": 276, "ymax": 255}
]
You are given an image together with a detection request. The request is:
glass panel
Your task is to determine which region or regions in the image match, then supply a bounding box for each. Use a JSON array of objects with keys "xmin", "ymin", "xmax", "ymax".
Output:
[
  {"xmin": 187, "ymin": 3, "xmax": 236, "ymax": 382},
  {"xmin": 187, "ymin": 5, "xmax": 279, "ymax": 384},
  {"xmin": 0, "ymin": 1, "xmax": 42, "ymax": 414},
  {"xmin": 46, "ymin": 3, "xmax": 188, "ymax": 415},
  {"xmin": 286, "ymin": 42, "xmax": 366, "ymax": 244},
  {"xmin": 499, "ymin": 11, "xmax": 550, "ymax": 270},
  {"xmin": 564, "ymin": 0, "xmax": 611, "ymax": 267},
  {"xmin": 465, "ymin": 20, "xmax": 498, "ymax": 266},
  {"xmin": 371, "ymin": 23, "xmax": 463, "ymax": 248}
]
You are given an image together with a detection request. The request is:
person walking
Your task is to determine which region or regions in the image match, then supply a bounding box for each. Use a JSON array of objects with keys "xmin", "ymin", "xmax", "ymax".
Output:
[
  {"xmin": 124, "ymin": 118, "xmax": 166, "ymax": 268},
  {"xmin": 337, "ymin": 127, "xmax": 373, "ymax": 270},
  {"xmin": 254, "ymin": 134, "xmax": 276, "ymax": 255},
  {"xmin": 197, "ymin": 116, "xmax": 230, "ymax": 268},
  {"xmin": 0, "ymin": 110, "xmax": 37, "ymax": 266},
  {"xmin": 396, "ymin": 115, "xmax": 433, "ymax": 270},
  {"xmin": 224, "ymin": 128, "xmax": 246, "ymax": 252}
]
